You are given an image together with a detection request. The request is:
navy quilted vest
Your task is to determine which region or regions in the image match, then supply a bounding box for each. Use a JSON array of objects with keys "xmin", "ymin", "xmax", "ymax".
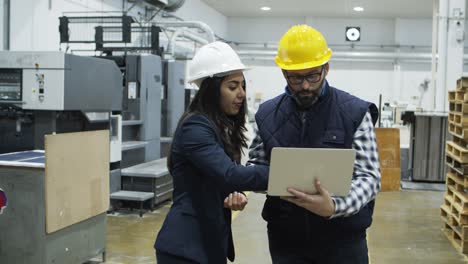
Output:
[{"xmin": 255, "ymin": 82, "xmax": 377, "ymax": 244}]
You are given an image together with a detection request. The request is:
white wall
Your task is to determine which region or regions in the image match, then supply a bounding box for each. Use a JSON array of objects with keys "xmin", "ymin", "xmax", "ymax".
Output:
[
  {"xmin": 327, "ymin": 62, "xmax": 394, "ymax": 105},
  {"xmin": 307, "ymin": 18, "xmax": 396, "ymax": 46},
  {"xmin": 244, "ymin": 60, "xmax": 435, "ymax": 113},
  {"xmin": 244, "ymin": 66, "xmax": 286, "ymax": 110},
  {"xmin": 228, "ymin": 17, "xmax": 305, "ymax": 43},
  {"xmin": 230, "ymin": 16, "xmax": 455, "ymax": 112},
  {"xmin": 173, "ymin": 0, "xmax": 228, "ymax": 39},
  {"xmin": 395, "ymin": 18, "xmax": 432, "ymax": 47}
]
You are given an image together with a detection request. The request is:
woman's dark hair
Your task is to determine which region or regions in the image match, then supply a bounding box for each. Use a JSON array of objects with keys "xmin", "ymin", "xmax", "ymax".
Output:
[{"xmin": 167, "ymin": 74, "xmax": 248, "ymax": 171}]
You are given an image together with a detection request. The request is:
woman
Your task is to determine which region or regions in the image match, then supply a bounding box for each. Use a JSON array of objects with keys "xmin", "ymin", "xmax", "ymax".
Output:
[{"xmin": 154, "ymin": 41, "xmax": 269, "ymax": 264}]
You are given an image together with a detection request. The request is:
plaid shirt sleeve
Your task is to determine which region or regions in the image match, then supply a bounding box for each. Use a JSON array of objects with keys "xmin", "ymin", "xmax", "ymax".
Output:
[
  {"xmin": 331, "ymin": 111, "xmax": 381, "ymax": 218},
  {"xmin": 247, "ymin": 122, "xmax": 269, "ymax": 166}
]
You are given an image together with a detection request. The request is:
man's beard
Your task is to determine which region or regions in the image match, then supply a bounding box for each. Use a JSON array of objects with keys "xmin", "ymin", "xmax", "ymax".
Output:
[
  {"xmin": 292, "ymin": 94, "xmax": 319, "ymax": 109},
  {"xmin": 292, "ymin": 84, "xmax": 322, "ymax": 110}
]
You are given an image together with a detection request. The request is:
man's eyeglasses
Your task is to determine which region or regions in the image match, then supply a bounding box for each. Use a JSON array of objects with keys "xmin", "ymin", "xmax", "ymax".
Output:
[{"xmin": 285, "ymin": 66, "xmax": 325, "ymax": 85}]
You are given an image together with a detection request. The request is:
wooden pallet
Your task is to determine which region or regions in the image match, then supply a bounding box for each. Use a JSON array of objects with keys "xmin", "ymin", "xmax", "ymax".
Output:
[
  {"xmin": 443, "ymin": 207, "xmax": 468, "ymax": 253},
  {"xmin": 446, "ymin": 141, "xmax": 468, "ymax": 163},
  {"xmin": 449, "ymin": 123, "xmax": 468, "ymax": 141},
  {"xmin": 457, "ymin": 77, "xmax": 468, "ymax": 90},
  {"xmin": 453, "ymin": 188, "xmax": 468, "ymax": 212},
  {"xmin": 443, "ymin": 191, "xmax": 468, "ymax": 228},
  {"xmin": 450, "ymin": 102, "xmax": 468, "ymax": 114},
  {"xmin": 446, "ymin": 168, "xmax": 468, "ymax": 191},
  {"xmin": 445, "ymin": 187, "xmax": 468, "ymax": 225},
  {"xmin": 441, "ymin": 203, "xmax": 451, "ymax": 222},
  {"xmin": 451, "ymin": 199, "xmax": 468, "ymax": 226},
  {"xmin": 449, "ymin": 112, "xmax": 468, "ymax": 127},
  {"xmin": 443, "ymin": 223, "xmax": 468, "ymax": 254},
  {"xmin": 453, "ymin": 137, "xmax": 468, "ymax": 149},
  {"xmin": 449, "ymin": 90, "xmax": 468, "ymax": 103},
  {"xmin": 446, "ymin": 155, "xmax": 468, "ymax": 175}
]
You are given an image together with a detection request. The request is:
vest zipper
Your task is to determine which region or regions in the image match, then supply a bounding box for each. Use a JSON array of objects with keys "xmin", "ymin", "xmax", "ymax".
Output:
[
  {"xmin": 299, "ymin": 111, "xmax": 311, "ymax": 241},
  {"xmin": 300, "ymin": 112, "xmax": 307, "ymax": 142}
]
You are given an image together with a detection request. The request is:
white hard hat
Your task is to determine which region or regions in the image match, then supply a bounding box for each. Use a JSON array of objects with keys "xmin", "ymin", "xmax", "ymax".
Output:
[{"xmin": 187, "ymin": 41, "xmax": 248, "ymax": 86}]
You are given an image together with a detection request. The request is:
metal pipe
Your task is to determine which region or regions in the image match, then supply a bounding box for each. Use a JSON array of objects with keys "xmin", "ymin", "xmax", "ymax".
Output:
[
  {"xmin": 167, "ymin": 27, "xmax": 208, "ymax": 56},
  {"xmin": 237, "ymin": 50, "xmax": 434, "ymax": 61},
  {"xmin": 435, "ymin": 0, "xmax": 448, "ymax": 112},
  {"xmin": 153, "ymin": 21, "xmax": 216, "ymax": 43},
  {"xmin": 431, "ymin": 0, "xmax": 438, "ymax": 110},
  {"xmin": 4, "ymin": 0, "xmax": 9, "ymax": 50}
]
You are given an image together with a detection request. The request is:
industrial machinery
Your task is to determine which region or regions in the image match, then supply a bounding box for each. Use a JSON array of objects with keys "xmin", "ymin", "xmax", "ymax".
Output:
[
  {"xmin": 0, "ymin": 51, "xmax": 122, "ymax": 152},
  {"xmin": 403, "ymin": 111, "xmax": 449, "ymax": 182},
  {"xmin": 0, "ymin": 51, "xmax": 122, "ymax": 263},
  {"xmin": 57, "ymin": 14, "xmax": 194, "ymax": 212}
]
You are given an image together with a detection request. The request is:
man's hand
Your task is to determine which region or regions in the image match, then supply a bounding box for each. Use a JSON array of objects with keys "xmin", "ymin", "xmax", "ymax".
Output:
[
  {"xmin": 224, "ymin": 192, "xmax": 248, "ymax": 211},
  {"xmin": 281, "ymin": 179, "xmax": 335, "ymax": 217}
]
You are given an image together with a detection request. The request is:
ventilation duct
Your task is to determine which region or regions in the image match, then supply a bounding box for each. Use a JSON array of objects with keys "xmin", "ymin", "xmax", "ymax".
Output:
[
  {"xmin": 143, "ymin": 0, "xmax": 168, "ymax": 7},
  {"xmin": 165, "ymin": 0, "xmax": 185, "ymax": 12},
  {"xmin": 142, "ymin": 0, "xmax": 185, "ymax": 12}
]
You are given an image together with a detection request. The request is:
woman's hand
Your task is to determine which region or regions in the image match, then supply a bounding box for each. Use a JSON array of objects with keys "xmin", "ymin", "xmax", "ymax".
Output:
[{"xmin": 224, "ymin": 191, "xmax": 248, "ymax": 211}]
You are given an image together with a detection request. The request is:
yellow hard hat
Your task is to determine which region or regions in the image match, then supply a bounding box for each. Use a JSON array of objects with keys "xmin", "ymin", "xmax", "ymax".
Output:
[{"xmin": 275, "ymin": 24, "xmax": 332, "ymax": 70}]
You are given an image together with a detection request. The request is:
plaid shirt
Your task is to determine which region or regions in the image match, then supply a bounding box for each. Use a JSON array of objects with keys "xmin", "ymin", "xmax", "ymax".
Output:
[{"xmin": 247, "ymin": 111, "xmax": 381, "ymax": 218}]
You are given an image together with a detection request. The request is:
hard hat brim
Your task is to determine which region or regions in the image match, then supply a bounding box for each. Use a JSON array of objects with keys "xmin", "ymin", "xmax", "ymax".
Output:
[
  {"xmin": 187, "ymin": 66, "xmax": 251, "ymax": 84},
  {"xmin": 275, "ymin": 50, "xmax": 332, "ymax": 71}
]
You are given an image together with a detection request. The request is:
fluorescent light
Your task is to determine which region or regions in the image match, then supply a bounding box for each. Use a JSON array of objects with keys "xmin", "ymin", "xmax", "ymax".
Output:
[
  {"xmin": 353, "ymin": 6, "xmax": 364, "ymax": 12},
  {"xmin": 260, "ymin": 6, "xmax": 271, "ymax": 11}
]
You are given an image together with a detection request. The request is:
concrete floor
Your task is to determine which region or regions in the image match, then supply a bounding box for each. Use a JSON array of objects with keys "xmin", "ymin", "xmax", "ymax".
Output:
[{"xmin": 101, "ymin": 190, "xmax": 468, "ymax": 264}]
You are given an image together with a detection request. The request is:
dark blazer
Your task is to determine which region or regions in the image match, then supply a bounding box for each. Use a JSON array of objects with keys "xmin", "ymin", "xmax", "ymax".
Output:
[{"xmin": 155, "ymin": 114, "xmax": 269, "ymax": 264}]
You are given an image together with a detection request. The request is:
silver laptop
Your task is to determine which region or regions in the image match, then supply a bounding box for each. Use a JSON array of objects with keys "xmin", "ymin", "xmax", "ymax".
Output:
[{"xmin": 267, "ymin": 147, "xmax": 356, "ymax": 197}]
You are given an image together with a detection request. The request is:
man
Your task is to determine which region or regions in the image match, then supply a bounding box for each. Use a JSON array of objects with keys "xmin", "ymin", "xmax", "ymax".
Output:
[{"xmin": 248, "ymin": 24, "xmax": 381, "ymax": 263}]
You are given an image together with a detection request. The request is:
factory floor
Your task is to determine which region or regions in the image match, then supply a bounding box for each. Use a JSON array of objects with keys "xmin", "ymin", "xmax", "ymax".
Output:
[{"xmin": 99, "ymin": 190, "xmax": 468, "ymax": 264}]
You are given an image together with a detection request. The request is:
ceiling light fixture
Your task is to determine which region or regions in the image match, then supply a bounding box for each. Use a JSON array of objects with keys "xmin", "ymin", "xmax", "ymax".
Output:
[
  {"xmin": 353, "ymin": 6, "xmax": 364, "ymax": 12},
  {"xmin": 260, "ymin": 6, "xmax": 271, "ymax": 11}
]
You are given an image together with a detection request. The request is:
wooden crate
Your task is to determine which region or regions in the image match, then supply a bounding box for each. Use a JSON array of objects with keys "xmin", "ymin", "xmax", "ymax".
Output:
[
  {"xmin": 446, "ymin": 168, "xmax": 468, "ymax": 191},
  {"xmin": 449, "ymin": 112, "xmax": 468, "ymax": 127},
  {"xmin": 443, "ymin": 183, "xmax": 468, "ymax": 253},
  {"xmin": 449, "ymin": 123, "xmax": 468, "ymax": 140},
  {"xmin": 443, "ymin": 222, "xmax": 468, "ymax": 254},
  {"xmin": 449, "ymin": 102, "xmax": 468, "ymax": 114},
  {"xmin": 451, "ymin": 200, "xmax": 468, "ymax": 226},
  {"xmin": 446, "ymin": 141, "xmax": 468, "ymax": 163},
  {"xmin": 375, "ymin": 128, "xmax": 400, "ymax": 191},
  {"xmin": 449, "ymin": 90, "xmax": 468, "ymax": 103},
  {"xmin": 446, "ymin": 155, "xmax": 468, "ymax": 175},
  {"xmin": 453, "ymin": 137, "xmax": 468, "ymax": 149},
  {"xmin": 453, "ymin": 189, "xmax": 468, "ymax": 218},
  {"xmin": 457, "ymin": 77, "xmax": 468, "ymax": 90}
]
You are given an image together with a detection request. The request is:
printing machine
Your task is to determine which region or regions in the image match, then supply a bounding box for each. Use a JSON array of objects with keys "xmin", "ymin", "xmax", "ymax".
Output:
[
  {"xmin": 0, "ymin": 51, "xmax": 122, "ymax": 153},
  {"xmin": 0, "ymin": 51, "xmax": 122, "ymax": 264}
]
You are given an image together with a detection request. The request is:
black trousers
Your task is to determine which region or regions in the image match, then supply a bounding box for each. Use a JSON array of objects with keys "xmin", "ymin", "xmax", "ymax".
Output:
[
  {"xmin": 268, "ymin": 234, "xmax": 369, "ymax": 264},
  {"xmin": 156, "ymin": 250, "xmax": 199, "ymax": 264}
]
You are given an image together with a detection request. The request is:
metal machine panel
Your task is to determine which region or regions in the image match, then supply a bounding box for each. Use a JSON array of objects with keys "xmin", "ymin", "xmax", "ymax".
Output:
[
  {"xmin": 22, "ymin": 69, "xmax": 65, "ymax": 110},
  {"xmin": 0, "ymin": 51, "xmax": 66, "ymax": 68},
  {"xmin": 0, "ymin": 167, "xmax": 47, "ymax": 262},
  {"xmin": 46, "ymin": 213, "xmax": 106, "ymax": 264},
  {"xmin": 139, "ymin": 54, "xmax": 161, "ymax": 160},
  {"xmin": 64, "ymin": 54, "xmax": 122, "ymax": 111},
  {"xmin": 110, "ymin": 169, "xmax": 121, "ymax": 194},
  {"xmin": 0, "ymin": 166, "xmax": 106, "ymax": 264},
  {"xmin": 166, "ymin": 60, "xmax": 185, "ymax": 136},
  {"xmin": 411, "ymin": 113, "xmax": 448, "ymax": 182},
  {"xmin": 0, "ymin": 51, "xmax": 122, "ymax": 111}
]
